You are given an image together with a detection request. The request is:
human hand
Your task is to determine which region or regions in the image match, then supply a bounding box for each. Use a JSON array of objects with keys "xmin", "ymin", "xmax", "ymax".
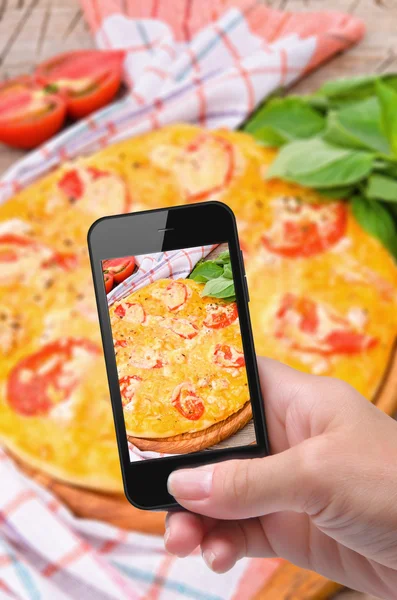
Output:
[{"xmin": 165, "ymin": 358, "xmax": 397, "ymax": 599}]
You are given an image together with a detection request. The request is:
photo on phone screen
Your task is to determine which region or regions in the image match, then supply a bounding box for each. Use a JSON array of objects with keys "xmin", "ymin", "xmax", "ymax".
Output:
[{"xmin": 102, "ymin": 243, "xmax": 256, "ymax": 462}]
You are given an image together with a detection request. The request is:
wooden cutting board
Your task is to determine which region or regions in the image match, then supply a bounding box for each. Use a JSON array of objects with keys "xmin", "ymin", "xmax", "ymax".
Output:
[
  {"xmin": 128, "ymin": 402, "xmax": 252, "ymax": 453},
  {"xmin": 18, "ymin": 341, "xmax": 397, "ymax": 600}
]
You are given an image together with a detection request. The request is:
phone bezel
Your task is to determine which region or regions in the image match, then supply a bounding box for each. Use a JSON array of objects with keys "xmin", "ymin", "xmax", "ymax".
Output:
[{"xmin": 88, "ymin": 201, "xmax": 269, "ymax": 511}]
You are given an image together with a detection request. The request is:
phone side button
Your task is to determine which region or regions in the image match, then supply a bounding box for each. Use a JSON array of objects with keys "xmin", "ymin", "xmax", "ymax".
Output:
[{"xmin": 244, "ymin": 276, "xmax": 250, "ymax": 303}]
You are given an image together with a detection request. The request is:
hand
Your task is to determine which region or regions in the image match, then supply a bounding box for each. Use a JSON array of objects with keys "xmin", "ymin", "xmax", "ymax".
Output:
[{"xmin": 165, "ymin": 357, "xmax": 397, "ymax": 599}]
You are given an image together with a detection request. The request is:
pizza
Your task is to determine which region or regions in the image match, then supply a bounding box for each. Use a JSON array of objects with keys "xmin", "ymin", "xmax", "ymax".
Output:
[
  {"xmin": 110, "ymin": 279, "xmax": 248, "ymax": 442},
  {"xmin": 1, "ymin": 124, "xmax": 396, "ymax": 491}
]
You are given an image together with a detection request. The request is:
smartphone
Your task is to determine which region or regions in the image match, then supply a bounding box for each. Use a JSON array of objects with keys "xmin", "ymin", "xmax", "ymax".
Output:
[{"xmin": 88, "ymin": 202, "xmax": 269, "ymax": 510}]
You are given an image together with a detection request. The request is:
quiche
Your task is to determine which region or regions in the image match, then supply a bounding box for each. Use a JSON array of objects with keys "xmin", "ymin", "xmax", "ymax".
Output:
[
  {"xmin": 109, "ymin": 279, "xmax": 248, "ymax": 443},
  {"xmin": 1, "ymin": 124, "xmax": 397, "ymax": 491}
]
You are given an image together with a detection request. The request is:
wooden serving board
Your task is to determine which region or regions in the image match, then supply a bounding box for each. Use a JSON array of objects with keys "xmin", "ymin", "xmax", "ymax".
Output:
[{"xmin": 128, "ymin": 402, "xmax": 252, "ymax": 453}]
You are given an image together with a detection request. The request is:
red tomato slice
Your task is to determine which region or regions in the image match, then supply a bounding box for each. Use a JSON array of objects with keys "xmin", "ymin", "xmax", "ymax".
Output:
[
  {"xmin": 0, "ymin": 232, "xmax": 74, "ymax": 284},
  {"xmin": 119, "ymin": 375, "xmax": 142, "ymax": 407},
  {"xmin": 7, "ymin": 338, "xmax": 99, "ymax": 416},
  {"xmin": 171, "ymin": 383, "xmax": 205, "ymax": 421},
  {"xmin": 203, "ymin": 302, "xmax": 238, "ymax": 329},
  {"xmin": 57, "ymin": 166, "xmax": 130, "ymax": 214},
  {"xmin": 103, "ymin": 256, "xmax": 136, "ymax": 284},
  {"xmin": 114, "ymin": 302, "xmax": 145, "ymax": 324},
  {"xmin": 168, "ymin": 318, "xmax": 199, "ymax": 339},
  {"xmin": 262, "ymin": 198, "xmax": 347, "ymax": 258},
  {"xmin": 129, "ymin": 348, "xmax": 165, "ymax": 369},
  {"xmin": 275, "ymin": 294, "xmax": 378, "ymax": 355},
  {"xmin": 114, "ymin": 339, "xmax": 128, "ymax": 348},
  {"xmin": 163, "ymin": 281, "xmax": 188, "ymax": 312},
  {"xmin": 214, "ymin": 344, "xmax": 245, "ymax": 368},
  {"xmin": 104, "ymin": 272, "xmax": 114, "ymax": 294},
  {"xmin": 0, "ymin": 76, "xmax": 66, "ymax": 149},
  {"xmin": 58, "ymin": 170, "xmax": 84, "ymax": 199},
  {"xmin": 35, "ymin": 50, "xmax": 125, "ymax": 119},
  {"xmin": 177, "ymin": 134, "xmax": 235, "ymax": 202}
]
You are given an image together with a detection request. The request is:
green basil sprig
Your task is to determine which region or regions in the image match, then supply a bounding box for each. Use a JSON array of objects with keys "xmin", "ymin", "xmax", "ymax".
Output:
[
  {"xmin": 189, "ymin": 251, "xmax": 236, "ymax": 301},
  {"xmin": 242, "ymin": 73, "xmax": 397, "ymax": 260}
]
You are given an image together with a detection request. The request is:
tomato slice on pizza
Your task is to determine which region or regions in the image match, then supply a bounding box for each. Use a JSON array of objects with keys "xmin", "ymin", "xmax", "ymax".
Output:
[
  {"xmin": 175, "ymin": 134, "xmax": 235, "ymax": 202},
  {"xmin": 204, "ymin": 302, "xmax": 238, "ymax": 329},
  {"xmin": 171, "ymin": 382, "xmax": 205, "ymax": 420},
  {"xmin": 57, "ymin": 165, "xmax": 130, "ymax": 216},
  {"xmin": 114, "ymin": 302, "xmax": 146, "ymax": 323},
  {"xmin": 7, "ymin": 338, "xmax": 100, "ymax": 416},
  {"xmin": 119, "ymin": 375, "xmax": 142, "ymax": 408},
  {"xmin": 128, "ymin": 348, "xmax": 165, "ymax": 369},
  {"xmin": 275, "ymin": 294, "xmax": 378, "ymax": 355},
  {"xmin": 163, "ymin": 281, "xmax": 188, "ymax": 312},
  {"xmin": 168, "ymin": 318, "xmax": 199, "ymax": 339},
  {"xmin": 262, "ymin": 197, "xmax": 347, "ymax": 258},
  {"xmin": 0, "ymin": 230, "xmax": 76, "ymax": 285},
  {"xmin": 214, "ymin": 344, "xmax": 245, "ymax": 368}
]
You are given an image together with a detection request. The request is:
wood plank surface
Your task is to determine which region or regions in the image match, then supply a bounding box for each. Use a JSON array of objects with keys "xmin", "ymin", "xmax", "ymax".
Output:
[{"xmin": 0, "ymin": 2, "xmax": 395, "ymax": 600}]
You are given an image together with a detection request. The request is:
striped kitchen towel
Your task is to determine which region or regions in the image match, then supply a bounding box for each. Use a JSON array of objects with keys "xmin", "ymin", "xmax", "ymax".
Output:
[
  {"xmin": 107, "ymin": 245, "xmax": 216, "ymax": 305},
  {"xmin": 0, "ymin": 447, "xmax": 282, "ymax": 599},
  {"xmin": 0, "ymin": 0, "xmax": 365, "ymax": 203}
]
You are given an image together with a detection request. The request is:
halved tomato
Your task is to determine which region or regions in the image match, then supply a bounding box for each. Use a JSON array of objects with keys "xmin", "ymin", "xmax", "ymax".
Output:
[
  {"xmin": 7, "ymin": 338, "xmax": 99, "ymax": 416},
  {"xmin": 104, "ymin": 272, "xmax": 114, "ymax": 294},
  {"xmin": 103, "ymin": 256, "xmax": 136, "ymax": 284},
  {"xmin": 275, "ymin": 294, "xmax": 378, "ymax": 355},
  {"xmin": 262, "ymin": 198, "xmax": 347, "ymax": 258},
  {"xmin": 214, "ymin": 344, "xmax": 245, "ymax": 368},
  {"xmin": 176, "ymin": 134, "xmax": 236, "ymax": 202},
  {"xmin": 0, "ymin": 76, "xmax": 66, "ymax": 149},
  {"xmin": 171, "ymin": 383, "xmax": 205, "ymax": 421},
  {"xmin": 35, "ymin": 50, "xmax": 125, "ymax": 119},
  {"xmin": 119, "ymin": 375, "xmax": 142, "ymax": 407},
  {"xmin": 203, "ymin": 302, "xmax": 238, "ymax": 329}
]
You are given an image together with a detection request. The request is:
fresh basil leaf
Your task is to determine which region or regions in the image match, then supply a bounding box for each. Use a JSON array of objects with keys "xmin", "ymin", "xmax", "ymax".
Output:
[
  {"xmin": 189, "ymin": 261, "xmax": 223, "ymax": 282},
  {"xmin": 352, "ymin": 195, "xmax": 397, "ymax": 259},
  {"xmin": 266, "ymin": 138, "xmax": 374, "ymax": 188},
  {"xmin": 293, "ymin": 153, "xmax": 374, "ymax": 189},
  {"xmin": 223, "ymin": 264, "xmax": 233, "ymax": 279},
  {"xmin": 366, "ymin": 174, "xmax": 397, "ymax": 202},
  {"xmin": 323, "ymin": 98, "xmax": 390, "ymax": 155},
  {"xmin": 318, "ymin": 186, "xmax": 355, "ymax": 199},
  {"xmin": 244, "ymin": 97, "xmax": 325, "ymax": 146},
  {"xmin": 202, "ymin": 277, "xmax": 235, "ymax": 299},
  {"xmin": 311, "ymin": 74, "xmax": 397, "ymax": 109},
  {"xmin": 376, "ymin": 80, "xmax": 397, "ymax": 157},
  {"xmin": 214, "ymin": 251, "xmax": 230, "ymax": 265}
]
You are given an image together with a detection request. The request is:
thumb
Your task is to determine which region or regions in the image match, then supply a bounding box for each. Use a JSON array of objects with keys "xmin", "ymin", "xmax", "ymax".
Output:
[{"xmin": 168, "ymin": 440, "xmax": 321, "ymax": 520}]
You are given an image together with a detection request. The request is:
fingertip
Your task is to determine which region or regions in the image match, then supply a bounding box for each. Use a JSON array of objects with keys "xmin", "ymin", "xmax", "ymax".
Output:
[{"xmin": 164, "ymin": 511, "xmax": 206, "ymax": 557}]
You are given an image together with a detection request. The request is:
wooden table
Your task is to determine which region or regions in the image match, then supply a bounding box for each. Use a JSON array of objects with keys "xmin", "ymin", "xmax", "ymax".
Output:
[{"xmin": 0, "ymin": 2, "xmax": 395, "ymax": 599}]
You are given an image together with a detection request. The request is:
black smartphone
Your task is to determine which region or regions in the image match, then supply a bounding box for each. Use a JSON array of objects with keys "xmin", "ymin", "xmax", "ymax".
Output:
[{"xmin": 88, "ymin": 201, "xmax": 269, "ymax": 511}]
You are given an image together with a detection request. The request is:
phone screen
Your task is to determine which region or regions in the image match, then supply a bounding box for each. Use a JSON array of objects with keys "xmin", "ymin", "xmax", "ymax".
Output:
[{"xmin": 102, "ymin": 243, "xmax": 257, "ymax": 461}]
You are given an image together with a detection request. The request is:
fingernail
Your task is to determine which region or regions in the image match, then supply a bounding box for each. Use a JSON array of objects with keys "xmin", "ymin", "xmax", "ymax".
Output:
[
  {"xmin": 168, "ymin": 466, "xmax": 213, "ymax": 500},
  {"xmin": 202, "ymin": 549, "xmax": 216, "ymax": 570}
]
